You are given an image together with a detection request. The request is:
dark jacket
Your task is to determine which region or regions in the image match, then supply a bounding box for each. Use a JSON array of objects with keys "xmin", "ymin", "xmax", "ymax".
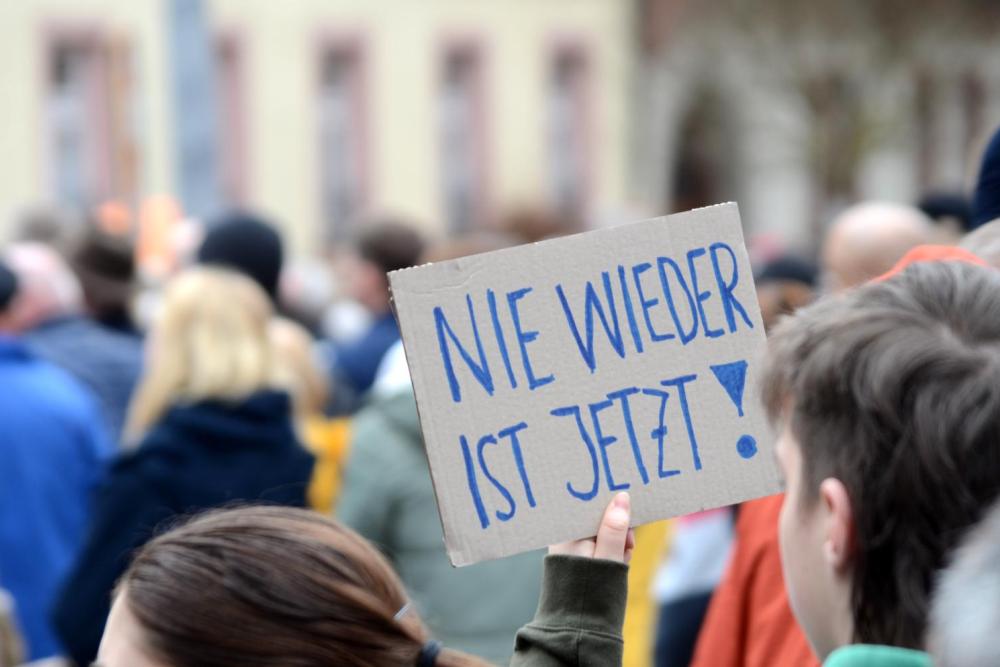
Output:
[{"xmin": 53, "ymin": 390, "xmax": 314, "ymax": 665}]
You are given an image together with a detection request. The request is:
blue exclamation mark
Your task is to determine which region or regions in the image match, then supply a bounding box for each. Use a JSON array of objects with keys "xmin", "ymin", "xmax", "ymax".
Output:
[{"xmin": 710, "ymin": 359, "xmax": 757, "ymax": 460}]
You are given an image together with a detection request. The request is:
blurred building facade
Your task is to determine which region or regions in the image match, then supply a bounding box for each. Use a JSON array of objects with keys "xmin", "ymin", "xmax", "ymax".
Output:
[
  {"xmin": 633, "ymin": 0, "xmax": 1000, "ymax": 251},
  {"xmin": 0, "ymin": 0, "xmax": 633, "ymax": 253}
]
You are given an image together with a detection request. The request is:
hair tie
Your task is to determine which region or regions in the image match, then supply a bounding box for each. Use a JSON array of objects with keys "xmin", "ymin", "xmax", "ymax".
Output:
[
  {"xmin": 417, "ymin": 639, "xmax": 442, "ymax": 667},
  {"xmin": 393, "ymin": 602, "xmax": 411, "ymax": 621}
]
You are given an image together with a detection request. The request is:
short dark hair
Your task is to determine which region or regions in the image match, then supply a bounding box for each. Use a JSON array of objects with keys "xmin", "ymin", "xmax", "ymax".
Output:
[
  {"xmin": 762, "ymin": 261, "xmax": 1000, "ymax": 649},
  {"xmin": 355, "ymin": 221, "xmax": 425, "ymax": 275}
]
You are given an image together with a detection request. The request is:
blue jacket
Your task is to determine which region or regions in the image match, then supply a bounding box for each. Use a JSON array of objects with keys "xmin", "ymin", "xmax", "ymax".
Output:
[
  {"xmin": 333, "ymin": 313, "xmax": 400, "ymax": 393},
  {"xmin": 53, "ymin": 390, "xmax": 314, "ymax": 665},
  {"xmin": 0, "ymin": 337, "xmax": 113, "ymax": 661}
]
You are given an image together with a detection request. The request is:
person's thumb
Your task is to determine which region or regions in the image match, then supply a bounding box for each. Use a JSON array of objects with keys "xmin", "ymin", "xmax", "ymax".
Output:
[{"xmin": 593, "ymin": 492, "xmax": 631, "ymax": 562}]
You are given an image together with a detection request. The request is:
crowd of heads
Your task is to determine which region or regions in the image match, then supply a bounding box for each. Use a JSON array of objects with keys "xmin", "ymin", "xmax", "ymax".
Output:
[{"xmin": 3, "ymin": 120, "xmax": 1000, "ymax": 667}]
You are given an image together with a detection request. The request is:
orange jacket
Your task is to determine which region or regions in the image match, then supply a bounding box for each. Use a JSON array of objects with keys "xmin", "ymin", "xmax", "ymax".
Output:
[{"xmin": 690, "ymin": 494, "xmax": 820, "ymax": 667}]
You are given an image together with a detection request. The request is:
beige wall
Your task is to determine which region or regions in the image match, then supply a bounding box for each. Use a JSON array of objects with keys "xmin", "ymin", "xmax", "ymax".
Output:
[
  {"xmin": 0, "ymin": 0, "xmax": 173, "ymax": 230},
  {"xmin": 0, "ymin": 0, "xmax": 632, "ymax": 256}
]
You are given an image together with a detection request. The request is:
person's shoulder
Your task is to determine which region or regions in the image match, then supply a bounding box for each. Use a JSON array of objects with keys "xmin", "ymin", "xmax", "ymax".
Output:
[
  {"xmin": 824, "ymin": 645, "xmax": 931, "ymax": 667},
  {"xmin": 351, "ymin": 393, "xmax": 421, "ymax": 458}
]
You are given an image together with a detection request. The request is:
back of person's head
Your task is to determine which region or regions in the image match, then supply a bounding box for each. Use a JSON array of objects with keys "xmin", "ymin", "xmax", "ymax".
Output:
[
  {"xmin": 929, "ymin": 498, "xmax": 1000, "ymax": 667},
  {"xmin": 198, "ymin": 211, "xmax": 284, "ymax": 301},
  {"xmin": 2, "ymin": 241, "xmax": 83, "ymax": 331},
  {"xmin": 355, "ymin": 218, "xmax": 426, "ymax": 275},
  {"xmin": 753, "ymin": 255, "xmax": 817, "ymax": 331},
  {"xmin": 821, "ymin": 202, "xmax": 933, "ymax": 292},
  {"xmin": 126, "ymin": 268, "xmax": 277, "ymax": 439},
  {"xmin": 347, "ymin": 218, "xmax": 425, "ymax": 314},
  {"xmin": 9, "ymin": 204, "xmax": 81, "ymax": 249},
  {"xmin": 100, "ymin": 506, "xmax": 488, "ymax": 667},
  {"xmin": 69, "ymin": 221, "xmax": 136, "ymax": 318},
  {"xmin": 972, "ymin": 124, "xmax": 1000, "ymax": 229},
  {"xmin": 762, "ymin": 260, "xmax": 1000, "ymax": 654}
]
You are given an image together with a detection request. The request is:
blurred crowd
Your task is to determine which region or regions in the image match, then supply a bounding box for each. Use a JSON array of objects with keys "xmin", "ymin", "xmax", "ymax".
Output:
[{"xmin": 4, "ymin": 96, "xmax": 1000, "ymax": 667}]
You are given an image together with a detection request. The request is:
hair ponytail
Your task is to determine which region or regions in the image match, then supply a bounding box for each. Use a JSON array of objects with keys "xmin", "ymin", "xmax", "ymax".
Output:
[{"xmin": 120, "ymin": 507, "xmax": 491, "ymax": 667}]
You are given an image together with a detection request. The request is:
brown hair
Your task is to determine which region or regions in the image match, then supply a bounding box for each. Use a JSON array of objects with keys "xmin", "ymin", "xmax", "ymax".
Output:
[
  {"xmin": 119, "ymin": 506, "xmax": 489, "ymax": 667},
  {"xmin": 762, "ymin": 260, "xmax": 1000, "ymax": 649}
]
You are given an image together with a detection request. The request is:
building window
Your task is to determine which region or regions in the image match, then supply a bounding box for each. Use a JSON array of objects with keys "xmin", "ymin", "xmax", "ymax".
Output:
[
  {"xmin": 439, "ymin": 44, "xmax": 486, "ymax": 233},
  {"xmin": 547, "ymin": 45, "xmax": 589, "ymax": 218},
  {"xmin": 47, "ymin": 34, "xmax": 113, "ymax": 207},
  {"xmin": 214, "ymin": 33, "xmax": 247, "ymax": 207},
  {"xmin": 318, "ymin": 43, "xmax": 365, "ymax": 242}
]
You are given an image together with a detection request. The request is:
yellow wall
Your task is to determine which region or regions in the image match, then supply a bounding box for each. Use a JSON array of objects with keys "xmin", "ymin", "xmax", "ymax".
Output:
[
  {"xmin": 0, "ymin": 0, "xmax": 174, "ymax": 228},
  {"xmin": 0, "ymin": 0, "xmax": 632, "ymax": 255}
]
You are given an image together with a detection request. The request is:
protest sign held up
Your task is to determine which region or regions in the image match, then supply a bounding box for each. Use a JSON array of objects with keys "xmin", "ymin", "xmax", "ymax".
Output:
[{"xmin": 390, "ymin": 203, "xmax": 782, "ymax": 566}]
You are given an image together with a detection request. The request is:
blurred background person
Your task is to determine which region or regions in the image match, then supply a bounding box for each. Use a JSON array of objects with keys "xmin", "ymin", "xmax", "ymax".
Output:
[
  {"xmin": 972, "ymin": 124, "xmax": 1000, "ymax": 230},
  {"xmin": 336, "ymin": 233, "xmax": 541, "ymax": 663},
  {"xmin": 3, "ymin": 242, "xmax": 141, "ymax": 443},
  {"xmin": 325, "ymin": 218, "xmax": 425, "ymax": 414},
  {"xmin": 68, "ymin": 221, "xmax": 141, "ymax": 337},
  {"xmin": 0, "ymin": 259, "xmax": 113, "ymax": 663},
  {"xmin": 197, "ymin": 210, "xmax": 284, "ymax": 304},
  {"xmin": 820, "ymin": 202, "xmax": 934, "ymax": 293},
  {"xmin": 754, "ymin": 255, "xmax": 818, "ymax": 332},
  {"xmin": 929, "ymin": 498, "xmax": 1000, "ymax": 667},
  {"xmin": 0, "ymin": 588, "xmax": 22, "ymax": 667},
  {"xmin": 53, "ymin": 268, "xmax": 314, "ymax": 666},
  {"xmin": 269, "ymin": 317, "xmax": 352, "ymax": 513},
  {"xmin": 917, "ymin": 192, "xmax": 973, "ymax": 243}
]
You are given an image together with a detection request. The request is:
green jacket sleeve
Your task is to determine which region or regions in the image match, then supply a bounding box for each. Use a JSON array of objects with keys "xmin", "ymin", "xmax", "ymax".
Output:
[{"xmin": 510, "ymin": 555, "xmax": 628, "ymax": 667}]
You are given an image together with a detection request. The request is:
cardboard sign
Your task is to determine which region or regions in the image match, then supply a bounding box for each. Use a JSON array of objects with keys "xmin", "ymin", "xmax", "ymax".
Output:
[{"xmin": 389, "ymin": 203, "xmax": 782, "ymax": 566}]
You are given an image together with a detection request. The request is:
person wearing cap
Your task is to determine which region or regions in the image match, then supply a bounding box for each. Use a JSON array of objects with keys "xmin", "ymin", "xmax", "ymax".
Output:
[{"xmin": 0, "ymin": 259, "xmax": 114, "ymax": 662}]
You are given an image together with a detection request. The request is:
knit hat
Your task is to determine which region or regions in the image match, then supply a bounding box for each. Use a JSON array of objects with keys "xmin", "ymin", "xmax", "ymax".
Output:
[
  {"xmin": 755, "ymin": 256, "xmax": 818, "ymax": 287},
  {"xmin": 197, "ymin": 212, "xmax": 284, "ymax": 301},
  {"xmin": 0, "ymin": 260, "xmax": 18, "ymax": 313},
  {"xmin": 972, "ymin": 125, "xmax": 1000, "ymax": 228}
]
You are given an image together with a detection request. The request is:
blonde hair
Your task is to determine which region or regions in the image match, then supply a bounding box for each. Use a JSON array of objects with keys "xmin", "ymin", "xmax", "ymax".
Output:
[
  {"xmin": 126, "ymin": 268, "xmax": 279, "ymax": 440},
  {"xmin": 269, "ymin": 317, "xmax": 330, "ymax": 416}
]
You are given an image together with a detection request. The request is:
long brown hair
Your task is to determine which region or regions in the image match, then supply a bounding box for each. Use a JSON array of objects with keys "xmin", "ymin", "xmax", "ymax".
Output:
[{"xmin": 119, "ymin": 506, "xmax": 489, "ymax": 667}]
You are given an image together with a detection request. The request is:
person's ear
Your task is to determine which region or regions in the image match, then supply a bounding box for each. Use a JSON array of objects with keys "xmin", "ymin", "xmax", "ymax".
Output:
[{"xmin": 819, "ymin": 478, "xmax": 854, "ymax": 574}]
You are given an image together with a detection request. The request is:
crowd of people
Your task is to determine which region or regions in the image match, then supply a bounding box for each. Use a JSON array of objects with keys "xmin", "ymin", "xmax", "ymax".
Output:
[{"xmin": 3, "ymin": 122, "xmax": 1000, "ymax": 667}]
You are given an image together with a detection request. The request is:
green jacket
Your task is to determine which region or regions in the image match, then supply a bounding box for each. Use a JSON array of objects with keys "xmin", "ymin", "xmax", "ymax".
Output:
[
  {"xmin": 337, "ymin": 391, "xmax": 543, "ymax": 664},
  {"xmin": 824, "ymin": 645, "xmax": 931, "ymax": 667},
  {"xmin": 510, "ymin": 556, "xmax": 934, "ymax": 667},
  {"xmin": 511, "ymin": 555, "xmax": 628, "ymax": 666}
]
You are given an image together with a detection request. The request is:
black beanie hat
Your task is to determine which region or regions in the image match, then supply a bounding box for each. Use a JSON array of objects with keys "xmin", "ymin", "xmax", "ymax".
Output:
[
  {"xmin": 973, "ymin": 125, "xmax": 1000, "ymax": 229},
  {"xmin": 0, "ymin": 260, "xmax": 18, "ymax": 314},
  {"xmin": 755, "ymin": 255, "xmax": 818, "ymax": 288},
  {"xmin": 197, "ymin": 211, "xmax": 283, "ymax": 301}
]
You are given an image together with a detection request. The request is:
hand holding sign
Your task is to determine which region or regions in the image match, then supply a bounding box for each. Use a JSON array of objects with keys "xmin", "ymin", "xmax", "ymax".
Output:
[
  {"xmin": 549, "ymin": 492, "xmax": 635, "ymax": 564},
  {"xmin": 390, "ymin": 203, "xmax": 781, "ymax": 566}
]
